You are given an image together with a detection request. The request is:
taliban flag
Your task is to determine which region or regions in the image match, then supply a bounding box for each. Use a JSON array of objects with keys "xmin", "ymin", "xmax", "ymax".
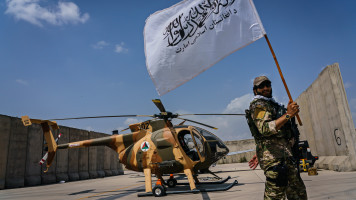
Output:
[{"xmin": 144, "ymin": 0, "xmax": 266, "ymax": 96}]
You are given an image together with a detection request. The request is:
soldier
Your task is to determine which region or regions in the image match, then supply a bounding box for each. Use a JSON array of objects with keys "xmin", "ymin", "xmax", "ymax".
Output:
[{"xmin": 246, "ymin": 76, "xmax": 307, "ymax": 200}]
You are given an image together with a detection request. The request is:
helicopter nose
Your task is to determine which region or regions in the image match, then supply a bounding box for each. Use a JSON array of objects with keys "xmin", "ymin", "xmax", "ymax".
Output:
[
  {"xmin": 219, "ymin": 143, "xmax": 229, "ymax": 156},
  {"xmin": 207, "ymin": 141, "xmax": 229, "ymax": 161}
]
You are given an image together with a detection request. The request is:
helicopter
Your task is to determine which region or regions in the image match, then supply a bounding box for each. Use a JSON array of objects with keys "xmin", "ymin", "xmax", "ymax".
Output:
[{"xmin": 21, "ymin": 99, "xmax": 243, "ymax": 197}]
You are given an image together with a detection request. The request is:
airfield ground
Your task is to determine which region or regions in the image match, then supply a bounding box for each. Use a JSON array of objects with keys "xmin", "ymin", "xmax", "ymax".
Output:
[{"xmin": 1, "ymin": 163, "xmax": 356, "ymax": 200}]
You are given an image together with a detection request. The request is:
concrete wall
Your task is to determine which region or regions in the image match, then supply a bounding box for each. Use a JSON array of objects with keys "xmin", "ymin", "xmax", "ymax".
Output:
[
  {"xmin": 25, "ymin": 123, "xmax": 43, "ymax": 186},
  {"xmin": 217, "ymin": 139, "xmax": 256, "ymax": 164},
  {"xmin": 224, "ymin": 139, "xmax": 255, "ymax": 153},
  {"xmin": 0, "ymin": 115, "xmax": 123, "ymax": 189},
  {"xmin": 296, "ymin": 63, "xmax": 356, "ymax": 171},
  {"xmin": 5, "ymin": 117, "xmax": 28, "ymax": 188},
  {"xmin": 0, "ymin": 116, "xmax": 11, "ymax": 189}
]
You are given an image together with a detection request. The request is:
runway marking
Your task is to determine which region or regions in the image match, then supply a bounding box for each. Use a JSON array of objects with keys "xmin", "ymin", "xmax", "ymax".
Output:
[{"xmin": 76, "ymin": 183, "xmax": 143, "ymax": 199}]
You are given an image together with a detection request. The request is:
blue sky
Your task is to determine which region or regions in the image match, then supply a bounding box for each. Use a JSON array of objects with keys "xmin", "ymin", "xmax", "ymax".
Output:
[{"xmin": 1, "ymin": 0, "xmax": 355, "ymax": 141}]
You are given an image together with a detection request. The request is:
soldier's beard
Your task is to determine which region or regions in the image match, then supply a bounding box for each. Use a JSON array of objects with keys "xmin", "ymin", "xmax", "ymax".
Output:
[{"xmin": 256, "ymin": 89, "xmax": 272, "ymax": 98}]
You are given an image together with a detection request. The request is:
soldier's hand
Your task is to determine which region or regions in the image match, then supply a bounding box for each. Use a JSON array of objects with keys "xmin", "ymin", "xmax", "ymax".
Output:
[
  {"xmin": 248, "ymin": 154, "xmax": 259, "ymax": 170},
  {"xmin": 287, "ymin": 100, "xmax": 300, "ymax": 117}
]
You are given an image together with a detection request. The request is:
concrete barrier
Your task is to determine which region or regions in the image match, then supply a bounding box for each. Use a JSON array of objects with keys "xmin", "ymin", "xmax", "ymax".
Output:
[
  {"xmin": 217, "ymin": 139, "xmax": 255, "ymax": 164},
  {"xmin": 104, "ymin": 146, "xmax": 112, "ymax": 176},
  {"xmin": 96, "ymin": 133, "xmax": 106, "ymax": 178},
  {"xmin": 68, "ymin": 128, "xmax": 80, "ymax": 181},
  {"xmin": 0, "ymin": 115, "xmax": 124, "ymax": 189},
  {"xmin": 25, "ymin": 123, "xmax": 42, "ymax": 186},
  {"xmin": 296, "ymin": 63, "xmax": 356, "ymax": 171},
  {"xmin": 78, "ymin": 130, "xmax": 89, "ymax": 180},
  {"xmin": 218, "ymin": 150, "xmax": 256, "ymax": 164},
  {"xmin": 116, "ymin": 151, "xmax": 124, "ymax": 175},
  {"xmin": 111, "ymin": 147, "xmax": 123, "ymax": 175},
  {"xmin": 56, "ymin": 126, "xmax": 69, "ymax": 182},
  {"xmin": 88, "ymin": 131, "xmax": 98, "ymax": 179},
  {"xmin": 6, "ymin": 117, "xmax": 28, "ymax": 188},
  {"xmin": 0, "ymin": 115, "xmax": 11, "ymax": 189},
  {"xmin": 224, "ymin": 139, "xmax": 255, "ymax": 153}
]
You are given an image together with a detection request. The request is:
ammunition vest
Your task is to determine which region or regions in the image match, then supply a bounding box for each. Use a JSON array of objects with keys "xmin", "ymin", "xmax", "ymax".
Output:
[{"xmin": 246, "ymin": 99, "xmax": 293, "ymax": 143}]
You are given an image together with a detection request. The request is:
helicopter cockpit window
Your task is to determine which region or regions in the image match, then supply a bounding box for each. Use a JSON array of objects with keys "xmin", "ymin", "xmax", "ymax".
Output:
[
  {"xmin": 195, "ymin": 127, "xmax": 223, "ymax": 144},
  {"xmin": 178, "ymin": 130, "xmax": 201, "ymax": 161},
  {"xmin": 194, "ymin": 127, "xmax": 228, "ymax": 156},
  {"xmin": 192, "ymin": 130, "xmax": 205, "ymax": 157}
]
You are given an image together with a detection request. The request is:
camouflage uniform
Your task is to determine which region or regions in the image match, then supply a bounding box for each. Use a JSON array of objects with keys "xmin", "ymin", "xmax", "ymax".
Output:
[{"xmin": 247, "ymin": 98, "xmax": 307, "ymax": 200}]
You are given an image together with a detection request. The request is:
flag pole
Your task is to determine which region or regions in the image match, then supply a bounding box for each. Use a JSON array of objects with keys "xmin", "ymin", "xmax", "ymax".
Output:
[{"xmin": 264, "ymin": 34, "xmax": 303, "ymax": 126}]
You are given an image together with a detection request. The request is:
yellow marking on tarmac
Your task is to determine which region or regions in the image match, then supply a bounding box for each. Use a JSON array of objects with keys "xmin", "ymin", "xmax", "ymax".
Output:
[{"xmin": 76, "ymin": 183, "xmax": 143, "ymax": 200}]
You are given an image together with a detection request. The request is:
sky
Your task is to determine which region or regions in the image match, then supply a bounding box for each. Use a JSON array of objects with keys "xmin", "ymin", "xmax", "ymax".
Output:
[{"xmin": 1, "ymin": 0, "xmax": 355, "ymax": 141}]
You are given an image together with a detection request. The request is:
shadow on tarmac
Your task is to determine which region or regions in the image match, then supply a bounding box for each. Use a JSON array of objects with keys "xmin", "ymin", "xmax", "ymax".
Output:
[{"xmin": 67, "ymin": 186, "xmax": 144, "ymax": 200}]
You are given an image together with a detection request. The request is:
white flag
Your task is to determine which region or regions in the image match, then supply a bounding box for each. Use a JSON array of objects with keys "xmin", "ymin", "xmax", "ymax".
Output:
[{"xmin": 144, "ymin": 0, "xmax": 266, "ymax": 96}]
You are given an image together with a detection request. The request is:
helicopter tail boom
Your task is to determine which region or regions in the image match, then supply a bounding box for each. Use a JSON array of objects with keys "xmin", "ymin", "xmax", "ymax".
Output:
[
  {"xmin": 56, "ymin": 134, "xmax": 129, "ymax": 154},
  {"xmin": 22, "ymin": 115, "xmax": 151, "ymax": 172}
]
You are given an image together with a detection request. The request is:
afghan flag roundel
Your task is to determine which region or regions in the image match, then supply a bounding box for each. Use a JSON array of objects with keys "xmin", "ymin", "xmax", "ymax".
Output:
[{"xmin": 141, "ymin": 141, "xmax": 150, "ymax": 152}]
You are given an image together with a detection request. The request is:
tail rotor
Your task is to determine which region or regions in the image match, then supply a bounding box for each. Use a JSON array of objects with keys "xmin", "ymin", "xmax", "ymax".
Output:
[
  {"xmin": 39, "ymin": 133, "xmax": 62, "ymax": 172},
  {"xmin": 22, "ymin": 116, "xmax": 59, "ymax": 172}
]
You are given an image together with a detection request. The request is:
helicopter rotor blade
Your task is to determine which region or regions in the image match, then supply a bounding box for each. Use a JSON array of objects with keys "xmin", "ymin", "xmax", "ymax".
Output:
[
  {"xmin": 152, "ymin": 99, "xmax": 166, "ymax": 113},
  {"xmin": 176, "ymin": 117, "xmax": 218, "ymax": 130},
  {"xmin": 178, "ymin": 114, "xmax": 245, "ymax": 116},
  {"xmin": 119, "ymin": 127, "xmax": 130, "ymax": 132},
  {"xmin": 49, "ymin": 115, "xmax": 153, "ymax": 121},
  {"xmin": 178, "ymin": 119, "xmax": 187, "ymax": 126}
]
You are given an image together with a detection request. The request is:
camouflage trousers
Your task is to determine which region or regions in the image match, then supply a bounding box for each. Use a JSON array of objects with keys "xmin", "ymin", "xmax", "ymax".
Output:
[{"xmin": 263, "ymin": 158, "xmax": 307, "ymax": 200}]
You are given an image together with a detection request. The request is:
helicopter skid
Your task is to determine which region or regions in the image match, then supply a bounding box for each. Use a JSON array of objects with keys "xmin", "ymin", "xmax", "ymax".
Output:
[
  {"xmin": 176, "ymin": 176, "xmax": 231, "ymax": 185},
  {"xmin": 137, "ymin": 179, "xmax": 238, "ymax": 197}
]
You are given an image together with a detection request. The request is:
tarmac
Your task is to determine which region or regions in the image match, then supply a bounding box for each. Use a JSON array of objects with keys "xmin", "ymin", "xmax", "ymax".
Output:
[{"xmin": 1, "ymin": 163, "xmax": 356, "ymax": 200}]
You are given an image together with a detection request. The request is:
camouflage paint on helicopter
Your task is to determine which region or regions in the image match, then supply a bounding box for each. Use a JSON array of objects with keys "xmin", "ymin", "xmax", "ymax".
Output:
[{"xmin": 21, "ymin": 99, "xmax": 237, "ymax": 196}]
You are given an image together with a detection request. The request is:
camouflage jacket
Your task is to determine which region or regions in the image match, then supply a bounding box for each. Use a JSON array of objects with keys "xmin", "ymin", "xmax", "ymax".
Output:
[{"xmin": 248, "ymin": 98, "xmax": 294, "ymax": 170}]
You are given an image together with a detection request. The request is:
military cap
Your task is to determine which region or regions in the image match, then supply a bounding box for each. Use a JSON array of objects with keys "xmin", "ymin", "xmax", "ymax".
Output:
[{"xmin": 253, "ymin": 76, "xmax": 271, "ymax": 87}]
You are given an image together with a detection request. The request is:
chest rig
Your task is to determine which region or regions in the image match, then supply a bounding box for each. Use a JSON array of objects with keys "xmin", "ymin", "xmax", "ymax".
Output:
[{"xmin": 245, "ymin": 99, "xmax": 292, "ymax": 142}]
